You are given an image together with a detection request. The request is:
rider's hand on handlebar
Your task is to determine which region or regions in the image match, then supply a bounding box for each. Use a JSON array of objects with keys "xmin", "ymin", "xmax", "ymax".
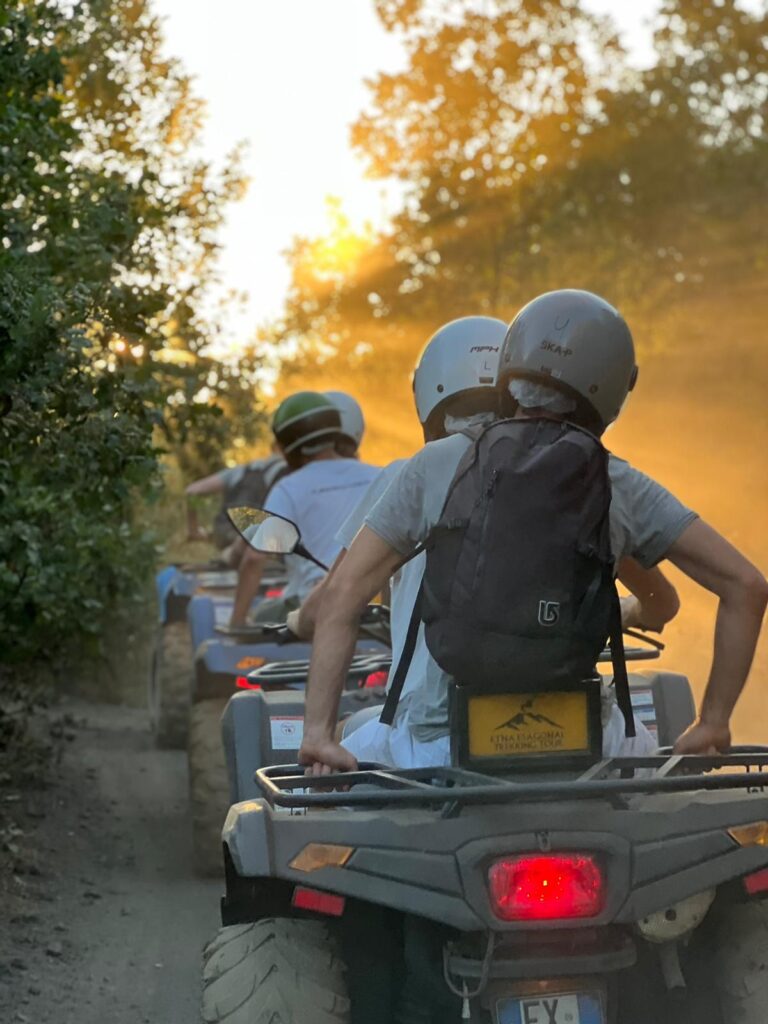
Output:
[
  {"xmin": 285, "ymin": 608, "xmax": 305, "ymax": 640},
  {"xmin": 299, "ymin": 738, "xmax": 358, "ymax": 777},
  {"xmin": 673, "ymin": 718, "xmax": 731, "ymax": 756}
]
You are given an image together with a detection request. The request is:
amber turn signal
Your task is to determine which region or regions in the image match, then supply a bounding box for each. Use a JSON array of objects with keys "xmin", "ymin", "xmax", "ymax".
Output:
[
  {"xmin": 290, "ymin": 843, "xmax": 354, "ymax": 872},
  {"xmin": 728, "ymin": 822, "xmax": 768, "ymax": 847}
]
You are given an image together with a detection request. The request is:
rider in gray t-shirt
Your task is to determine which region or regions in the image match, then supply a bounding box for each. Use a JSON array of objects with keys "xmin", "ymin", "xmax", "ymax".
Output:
[{"xmin": 298, "ymin": 291, "xmax": 767, "ymax": 775}]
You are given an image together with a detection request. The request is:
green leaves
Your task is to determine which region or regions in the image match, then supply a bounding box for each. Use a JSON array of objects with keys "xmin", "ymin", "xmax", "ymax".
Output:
[{"xmin": 0, "ymin": 1, "xmax": 264, "ymax": 664}]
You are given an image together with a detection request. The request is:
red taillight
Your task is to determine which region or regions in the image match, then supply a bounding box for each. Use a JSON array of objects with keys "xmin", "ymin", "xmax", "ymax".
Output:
[
  {"xmin": 363, "ymin": 670, "xmax": 388, "ymax": 689},
  {"xmin": 744, "ymin": 868, "xmax": 768, "ymax": 897},
  {"xmin": 292, "ymin": 886, "xmax": 346, "ymax": 917},
  {"xmin": 265, "ymin": 587, "xmax": 284, "ymax": 599},
  {"xmin": 488, "ymin": 854, "xmax": 604, "ymax": 921},
  {"xmin": 235, "ymin": 675, "xmax": 261, "ymax": 690}
]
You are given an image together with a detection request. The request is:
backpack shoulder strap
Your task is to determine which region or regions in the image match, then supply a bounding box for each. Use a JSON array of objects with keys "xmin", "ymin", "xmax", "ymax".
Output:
[
  {"xmin": 609, "ymin": 587, "xmax": 636, "ymax": 738},
  {"xmin": 379, "ymin": 426, "xmax": 493, "ymax": 727},
  {"xmin": 262, "ymin": 456, "xmax": 288, "ymax": 492},
  {"xmin": 379, "ymin": 580, "xmax": 423, "ymax": 726}
]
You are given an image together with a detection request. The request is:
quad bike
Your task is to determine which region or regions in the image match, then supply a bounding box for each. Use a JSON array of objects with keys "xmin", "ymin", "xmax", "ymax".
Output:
[
  {"xmin": 206, "ymin": 742, "xmax": 768, "ymax": 1023},
  {"xmin": 187, "ymin": 508, "xmax": 390, "ymax": 875},
  {"xmin": 202, "ymin": 599, "xmax": 768, "ymax": 1020},
  {"xmin": 149, "ymin": 558, "xmax": 286, "ymax": 749}
]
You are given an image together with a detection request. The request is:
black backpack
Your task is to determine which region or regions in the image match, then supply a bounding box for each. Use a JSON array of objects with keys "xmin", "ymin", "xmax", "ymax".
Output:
[
  {"xmin": 381, "ymin": 417, "xmax": 634, "ymax": 736},
  {"xmin": 212, "ymin": 456, "xmax": 289, "ymax": 550}
]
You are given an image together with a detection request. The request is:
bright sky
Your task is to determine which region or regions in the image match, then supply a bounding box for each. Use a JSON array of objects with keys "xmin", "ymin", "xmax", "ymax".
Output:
[{"xmin": 148, "ymin": 0, "xmax": 733, "ymax": 347}]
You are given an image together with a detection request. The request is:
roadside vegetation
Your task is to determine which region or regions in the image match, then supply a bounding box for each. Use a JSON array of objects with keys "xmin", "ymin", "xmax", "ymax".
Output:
[{"xmin": 0, "ymin": 0, "xmax": 266, "ymax": 676}]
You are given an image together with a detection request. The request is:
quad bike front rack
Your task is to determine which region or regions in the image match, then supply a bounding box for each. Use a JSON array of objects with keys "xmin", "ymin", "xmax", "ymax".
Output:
[{"xmin": 255, "ymin": 747, "xmax": 768, "ymax": 813}]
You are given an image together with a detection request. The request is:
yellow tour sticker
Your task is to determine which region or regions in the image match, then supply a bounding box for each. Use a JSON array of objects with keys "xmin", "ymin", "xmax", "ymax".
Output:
[{"xmin": 468, "ymin": 690, "xmax": 589, "ymax": 758}]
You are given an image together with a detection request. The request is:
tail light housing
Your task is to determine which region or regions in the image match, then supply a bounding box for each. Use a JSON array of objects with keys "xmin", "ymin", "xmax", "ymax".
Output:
[
  {"xmin": 265, "ymin": 587, "xmax": 284, "ymax": 599},
  {"xmin": 744, "ymin": 868, "xmax": 768, "ymax": 897},
  {"xmin": 235, "ymin": 675, "xmax": 261, "ymax": 690},
  {"xmin": 488, "ymin": 853, "xmax": 605, "ymax": 921},
  {"xmin": 362, "ymin": 670, "xmax": 388, "ymax": 689}
]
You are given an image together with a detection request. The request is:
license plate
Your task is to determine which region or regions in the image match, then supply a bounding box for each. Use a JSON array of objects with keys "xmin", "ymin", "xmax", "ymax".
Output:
[
  {"xmin": 497, "ymin": 991, "xmax": 604, "ymax": 1024},
  {"xmin": 468, "ymin": 690, "xmax": 589, "ymax": 758}
]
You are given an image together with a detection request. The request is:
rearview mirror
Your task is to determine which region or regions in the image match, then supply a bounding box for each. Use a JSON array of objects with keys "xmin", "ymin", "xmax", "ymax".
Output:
[{"xmin": 227, "ymin": 507, "xmax": 300, "ymax": 555}]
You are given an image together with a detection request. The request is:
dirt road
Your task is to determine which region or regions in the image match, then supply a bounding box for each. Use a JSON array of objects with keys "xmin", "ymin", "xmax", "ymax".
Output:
[{"xmin": 0, "ymin": 700, "xmax": 220, "ymax": 1024}]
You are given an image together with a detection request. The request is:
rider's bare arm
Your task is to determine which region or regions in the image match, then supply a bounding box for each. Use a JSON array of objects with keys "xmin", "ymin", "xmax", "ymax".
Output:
[
  {"xmin": 666, "ymin": 519, "xmax": 768, "ymax": 754},
  {"xmin": 617, "ymin": 558, "xmax": 680, "ymax": 632},
  {"xmin": 230, "ymin": 546, "xmax": 268, "ymax": 626},
  {"xmin": 289, "ymin": 549, "xmax": 392, "ymax": 640},
  {"xmin": 185, "ymin": 473, "xmax": 225, "ymax": 540},
  {"xmin": 287, "ymin": 550, "xmax": 348, "ymax": 640},
  {"xmin": 185, "ymin": 472, "xmax": 226, "ymax": 497},
  {"xmin": 224, "ymin": 535, "xmax": 246, "ymax": 569},
  {"xmin": 299, "ymin": 527, "xmax": 401, "ymax": 775}
]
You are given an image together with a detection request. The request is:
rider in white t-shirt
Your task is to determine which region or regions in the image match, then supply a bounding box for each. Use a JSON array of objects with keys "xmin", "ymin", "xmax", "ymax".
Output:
[{"xmin": 229, "ymin": 390, "xmax": 378, "ymax": 626}]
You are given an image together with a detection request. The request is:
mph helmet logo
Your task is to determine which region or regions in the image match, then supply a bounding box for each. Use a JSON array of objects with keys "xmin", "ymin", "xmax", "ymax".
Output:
[{"xmin": 538, "ymin": 600, "xmax": 560, "ymax": 626}]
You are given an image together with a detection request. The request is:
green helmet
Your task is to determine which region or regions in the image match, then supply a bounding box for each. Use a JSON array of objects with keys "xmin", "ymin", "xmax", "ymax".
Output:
[{"xmin": 271, "ymin": 391, "xmax": 342, "ymax": 455}]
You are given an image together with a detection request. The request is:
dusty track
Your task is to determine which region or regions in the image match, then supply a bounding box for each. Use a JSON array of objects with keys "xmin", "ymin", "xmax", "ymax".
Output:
[{"xmin": 0, "ymin": 700, "xmax": 219, "ymax": 1023}]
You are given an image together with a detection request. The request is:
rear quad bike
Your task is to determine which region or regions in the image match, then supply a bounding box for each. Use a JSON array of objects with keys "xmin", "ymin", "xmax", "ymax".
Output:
[
  {"xmin": 188, "ymin": 504, "xmax": 389, "ymax": 876},
  {"xmin": 188, "ymin": 610, "xmax": 391, "ymax": 877},
  {"xmin": 202, "ymin": 642, "xmax": 768, "ymax": 1024},
  {"xmin": 149, "ymin": 558, "xmax": 286, "ymax": 750}
]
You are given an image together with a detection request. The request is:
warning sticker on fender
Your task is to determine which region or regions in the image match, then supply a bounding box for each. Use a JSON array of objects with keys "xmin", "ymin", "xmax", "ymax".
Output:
[
  {"xmin": 270, "ymin": 717, "xmax": 304, "ymax": 750},
  {"xmin": 213, "ymin": 602, "xmax": 232, "ymax": 625}
]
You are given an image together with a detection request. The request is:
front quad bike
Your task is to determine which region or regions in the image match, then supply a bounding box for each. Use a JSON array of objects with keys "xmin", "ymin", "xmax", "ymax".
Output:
[
  {"xmin": 189, "ymin": 613, "xmax": 390, "ymax": 876},
  {"xmin": 149, "ymin": 561, "xmax": 235, "ymax": 749},
  {"xmin": 149, "ymin": 559, "xmax": 286, "ymax": 750},
  {"xmin": 203, "ymin": 680, "xmax": 768, "ymax": 1024}
]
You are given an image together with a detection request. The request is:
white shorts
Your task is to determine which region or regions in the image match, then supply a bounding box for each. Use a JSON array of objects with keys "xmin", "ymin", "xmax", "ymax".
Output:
[{"xmin": 341, "ymin": 692, "xmax": 656, "ymax": 770}]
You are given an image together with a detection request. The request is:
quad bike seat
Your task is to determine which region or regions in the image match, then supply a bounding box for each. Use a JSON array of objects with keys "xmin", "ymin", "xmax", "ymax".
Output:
[
  {"xmin": 342, "ymin": 704, "xmax": 382, "ymax": 739},
  {"xmin": 339, "ymin": 670, "xmax": 696, "ymax": 753}
]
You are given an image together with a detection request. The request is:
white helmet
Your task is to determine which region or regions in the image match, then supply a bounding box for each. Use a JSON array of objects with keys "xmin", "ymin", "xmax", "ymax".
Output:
[
  {"xmin": 323, "ymin": 391, "xmax": 365, "ymax": 450},
  {"xmin": 413, "ymin": 316, "xmax": 507, "ymax": 440}
]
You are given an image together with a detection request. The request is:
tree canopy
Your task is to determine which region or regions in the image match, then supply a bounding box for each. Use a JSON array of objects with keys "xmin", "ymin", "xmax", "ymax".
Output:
[{"xmin": 272, "ymin": 0, "xmax": 767, "ymax": 462}]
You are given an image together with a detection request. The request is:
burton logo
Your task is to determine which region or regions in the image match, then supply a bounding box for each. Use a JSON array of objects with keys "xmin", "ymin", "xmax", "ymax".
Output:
[{"xmin": 538, "ymin": 600, "xmax": 560, "ymax": 626}]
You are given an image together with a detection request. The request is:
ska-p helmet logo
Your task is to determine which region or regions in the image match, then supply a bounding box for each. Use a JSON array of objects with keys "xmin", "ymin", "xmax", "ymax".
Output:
[
  {"xmin": 540, "ymin": 339, "xmax": 573, "ymax": 357},
  {"xmin": 538, "ymin": 600, "xmax": 560, "ymax": 626}
]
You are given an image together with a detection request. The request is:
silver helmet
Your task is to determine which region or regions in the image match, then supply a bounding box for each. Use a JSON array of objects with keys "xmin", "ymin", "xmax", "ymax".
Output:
[{"xmin": 498, "ymin": 289, "xmax": 638, "ymax": 432}]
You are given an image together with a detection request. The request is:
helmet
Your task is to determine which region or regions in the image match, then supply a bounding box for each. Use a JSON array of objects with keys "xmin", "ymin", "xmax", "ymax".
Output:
[
  {"xmin": 413, "ymin": 316, "xmax": 507, "ymax": 441},
  {"xmin": 323, "ymin": 391, "xmax": 365, "ymax": 450},
  {"xmin": 498, "ymin": 289, "xmax": 637, "ymax": 431},
  {"xmin": 271, "ymin": 391, "xmax": 341, "ymax": 456}
]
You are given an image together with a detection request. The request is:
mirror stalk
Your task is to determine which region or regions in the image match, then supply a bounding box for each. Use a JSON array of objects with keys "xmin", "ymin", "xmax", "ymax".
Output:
[{"xmin": 295, "ymin": 543, "xmax": 329, "ymax": 572}]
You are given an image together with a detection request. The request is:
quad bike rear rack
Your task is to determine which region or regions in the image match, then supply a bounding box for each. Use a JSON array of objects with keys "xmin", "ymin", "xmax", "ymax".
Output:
[
  {"xmin": 246, "ymin": 644, "xmax": 661, "ymax": 686},
  {"xmin": 252, "ymin": 652, "xmax": 392, "ymax": 686},
  {"xmin": 255, "ymin": 747, "xmax": 768, "ymax": 813},
  {"xmin": 244, "ymin": 642, "xmax": 661, "ymax": 695}
]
